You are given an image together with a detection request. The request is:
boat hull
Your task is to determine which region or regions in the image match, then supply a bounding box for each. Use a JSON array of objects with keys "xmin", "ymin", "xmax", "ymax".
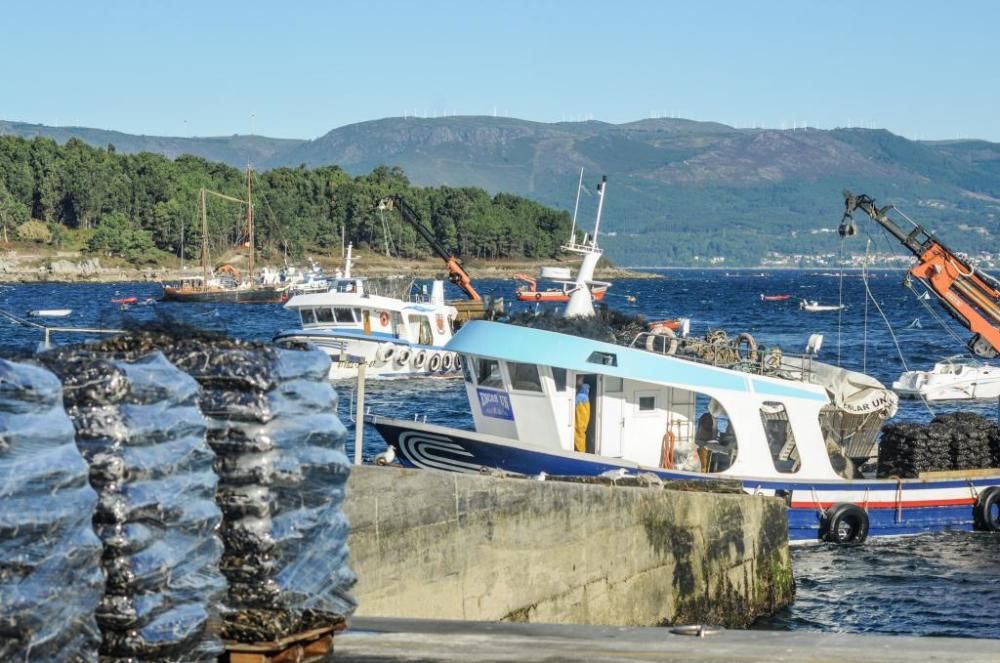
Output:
[
  {"xmin": 516, "ymin": 287, "xmax": 607, "ymax": 303},
  {"xmin": 371, "ymin": 417, "xmax": 1000, "ymax": 542},
  {"xmin": 162, "ymin": 285, "xmax": 289, "ymax": 304}
]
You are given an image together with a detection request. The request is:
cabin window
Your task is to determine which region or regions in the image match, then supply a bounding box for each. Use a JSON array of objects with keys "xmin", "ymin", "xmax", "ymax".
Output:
[
  {"xmin": 760, "ymin": 402, "xmax": 799, "ymax": 474},
  {"xmin": 508, "ymin": 362, "xmax": 543, "ymax": 392},
  {"xmin": 638, "ymin": 396, "xmax": 656, "ymax": 411},
  {"xmin": 476, "ymin": 358, "xmax": 504, "ymax": 389},
  {"xmin": 408, "ymin": 315, "xmax": 433, "ymax": 345},
  {"xmin": 461, "ymin": 356, "xmax": 475, "ymax": 384},
  {"xmin": 315, "ymin": 308, "xmax": 335, "ymax": 324},
  {"xmin": 300, "ymin": 309, "xmax": 317, "ymax": 325},
  {"xmin": 672, "ymin": 394, "xmax": 737, "ymax": 474},
  {"xmin": 551, "ymin": 367, "xmax": 567, "ymax": 392},
  {"xmin": 334, "ymin": 307, "xmax": 355, "ymax": 323}
]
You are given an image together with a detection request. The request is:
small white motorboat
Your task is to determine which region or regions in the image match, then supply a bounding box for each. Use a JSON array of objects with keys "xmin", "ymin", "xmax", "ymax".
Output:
[
  {"xmin": 893, "ymin": 355, "xmax": 1000, "ymax": 401},
  {"xmin": 800, "ymin": 299, "xmax": 845, "ymax": 313},
  {"xmin": 27, "ymin": 309, "xmax": 73, "ymax": 318}
]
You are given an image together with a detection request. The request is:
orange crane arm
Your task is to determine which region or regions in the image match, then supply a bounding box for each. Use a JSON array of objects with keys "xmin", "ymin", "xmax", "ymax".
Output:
[{"xmin": 842, "ymin": 191, "xmax": 1000, "ymax": 358}]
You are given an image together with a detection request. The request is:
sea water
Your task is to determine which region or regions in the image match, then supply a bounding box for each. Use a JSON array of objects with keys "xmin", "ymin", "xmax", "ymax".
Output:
[{"xmin": 2, "ymin": 269, "xmax": 998, "ymax": 638}]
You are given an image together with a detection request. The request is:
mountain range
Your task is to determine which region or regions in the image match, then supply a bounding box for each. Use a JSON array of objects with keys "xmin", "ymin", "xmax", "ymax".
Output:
[{"xmin": 4, "ymin": 116, "xmax": 999, "ymax": 266}]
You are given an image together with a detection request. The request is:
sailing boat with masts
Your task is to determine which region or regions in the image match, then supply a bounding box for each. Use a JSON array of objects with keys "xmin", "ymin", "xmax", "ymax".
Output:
[{"xmin": 162, "ymin": 167, "xmax": 290, "ymax": 304}]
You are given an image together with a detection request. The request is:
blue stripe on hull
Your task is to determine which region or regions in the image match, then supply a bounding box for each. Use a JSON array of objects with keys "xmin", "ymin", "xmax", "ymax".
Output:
[{"xmin": 375, "ymin": 421, "xmax": 992, "ymax": 542}]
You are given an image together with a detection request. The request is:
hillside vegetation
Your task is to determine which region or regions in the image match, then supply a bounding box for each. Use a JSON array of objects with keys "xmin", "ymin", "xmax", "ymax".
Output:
[
  {"xmin": 4, "ymin": 116, "xmax": 1000, "ymax": 265},
  {"xmin": 0, "ymin": 136, "xmax": 572, "ymax": 266}
]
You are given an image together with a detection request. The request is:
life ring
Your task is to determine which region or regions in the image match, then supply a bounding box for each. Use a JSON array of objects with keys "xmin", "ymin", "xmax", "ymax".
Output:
[
  {"xmin": 736, "ymin": 332, "xmax": 758, "ymax": 363},
  {"xmin": 375, "ymin": 343, "xmax": 396, "ymax": 363},
  {"xmin": 412, "ymin": 350, "xmax": 427, "ymax": 370},
  {"xmin": 974, "ymin": 486, "xmax": 1000, "ymax": 532},
  {"xmin": 379, "ymin": 311, "xmax": 390, "ymax": 327},
  {"xmin": 644, "ymin": 328, "xmax": 678, "ymax": 355},
  {"xmin": 394, "ymin": 347, "xmax": 412, "ymax": 367},
  {"xmin": 441, "ymin": 353, "xmax": 455, "ymax": 371},
  {"xmin": 659, "ymin": 431, "xmax": 675, "ymax": 469},
  {"xmin": 534, "ymin": 292, "xmax": 543, "ymax": 301},
  {"xmin": 427, "ymin": 352, "xmax": 443, "ymax": 372},
  {"xmin": 820, "ymin": 503, "xmax": 869, "ymax": 545}
]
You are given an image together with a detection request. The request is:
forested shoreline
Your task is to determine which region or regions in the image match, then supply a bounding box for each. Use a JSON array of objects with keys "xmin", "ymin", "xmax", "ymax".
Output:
[{"xmin": 0, "ymin": 136, "xmax": 573, "ymax": 265}]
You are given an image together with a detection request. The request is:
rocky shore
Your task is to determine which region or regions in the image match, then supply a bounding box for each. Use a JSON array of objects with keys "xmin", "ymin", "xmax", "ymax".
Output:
[{"xmin": 0, "ymin": 250, "xmax": 658, "ymax": 283}]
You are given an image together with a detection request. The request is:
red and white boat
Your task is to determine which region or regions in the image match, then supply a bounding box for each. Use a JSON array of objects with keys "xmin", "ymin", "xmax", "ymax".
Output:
[
  {"xmin": 760, "ymin": 293, "xmax": 792, "ymax": 302},
  {"xmin": 515, "ymin": 274, "xmax": 608, "ymax": 303}
]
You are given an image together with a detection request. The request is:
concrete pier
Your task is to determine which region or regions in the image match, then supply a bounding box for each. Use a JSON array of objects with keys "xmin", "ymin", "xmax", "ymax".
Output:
[
  {"xmin": 343, "ymin": 465, "xmax": 793, "ymax": 628},
  {"xmin": 335, "ymin": 617, "xmax": 1000, "ymax": 662}
]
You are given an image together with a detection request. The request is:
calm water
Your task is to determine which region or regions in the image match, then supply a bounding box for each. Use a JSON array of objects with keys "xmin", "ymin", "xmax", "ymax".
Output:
[{"xmin": 2, "ymin": 269, "xmax": 999, "ymax": 638}]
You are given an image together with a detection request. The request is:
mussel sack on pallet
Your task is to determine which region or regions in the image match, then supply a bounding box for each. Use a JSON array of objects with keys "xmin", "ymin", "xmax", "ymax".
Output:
[
  {"xmin": 0, "ymin": 359, "xmax": 104, "ymax": 662},
  {"xmin": 877, "ymin": 412, "xmax": 1000, "ymax": 478},
  {"xmin": 39, "ymin": 347, "xmax": 226, "ymax": 662},
  {"xmin": 159, "ymin": 335, "xmax": 356, "ymax": 643}
]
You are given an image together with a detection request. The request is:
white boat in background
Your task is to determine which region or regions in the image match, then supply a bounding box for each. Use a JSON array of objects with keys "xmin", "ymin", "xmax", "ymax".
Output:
[
  {"xmin": 893, "ymin": 356, "xmax": 1000, "ymax": 401},
  {"xmin": 800, "ymin": 300, "xmax": 845, "ymax": 313},
  {"xmin": 27, "ymin": 309, "xmax": 72, "ymax": 318},
  {"xmin": 273, "ymin": 245, "xmax": 460, "ymax": 379}
]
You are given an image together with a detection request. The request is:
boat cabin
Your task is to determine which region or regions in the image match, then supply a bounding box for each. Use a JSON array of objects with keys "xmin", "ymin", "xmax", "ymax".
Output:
[{"xmin": 448, "ymin": 322, "xmax": 892, "ymax": 481}]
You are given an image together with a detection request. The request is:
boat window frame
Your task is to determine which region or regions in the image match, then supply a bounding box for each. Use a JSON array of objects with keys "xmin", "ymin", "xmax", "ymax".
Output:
[
  {"xmin": 551, "ymin": 367, "xmax": 568, "ymax": 392},
  {"xmin": 333, "ymin": 307, "xmax": 355, "ymax": 323},
  {"xmin": 475, "ymin": 357, "xmax": 505, "ymax": 390},
  {"xmin": 507, "ymin": 361, "xmax": 544, "ymax": 393},
  {"xmin": 300, "ymin": 308, "xmax": 317, "ymax": 326},
  {"xmin": 315, "ymin": 307, "xmax": 335, "ymax": 324},
  {"xmin": 760, "ymin": 401, "xmax": 800, "ymax": 475}
]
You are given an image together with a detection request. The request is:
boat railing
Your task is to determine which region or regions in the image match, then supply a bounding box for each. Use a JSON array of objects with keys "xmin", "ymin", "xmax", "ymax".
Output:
[
  {"xmin": 0, "ymin": 308, "xmax": 125, "ymax": 350},
  {"xmin": 628, "ymin": 330, "xmax": 816, "ymax": 382}
]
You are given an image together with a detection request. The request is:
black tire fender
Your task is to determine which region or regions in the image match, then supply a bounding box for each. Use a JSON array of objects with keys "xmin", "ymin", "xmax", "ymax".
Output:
[
  {"xmin": 974, "ymin": 486, "xmax": 1000, "ymax": 532},
  {"xmin": 820, "ymin": 502, "xmax": 870, "ymax": 544}
]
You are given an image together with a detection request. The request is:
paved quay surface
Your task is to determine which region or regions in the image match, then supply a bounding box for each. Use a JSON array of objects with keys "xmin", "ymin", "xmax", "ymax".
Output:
[{"xmin": 336, "ymin": 617, "xmax": 999, "ymax": 662}]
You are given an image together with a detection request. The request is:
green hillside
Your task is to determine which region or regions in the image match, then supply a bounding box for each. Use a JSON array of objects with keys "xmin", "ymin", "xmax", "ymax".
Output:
[{"xmin": 5, "ymin": 116, "xmax": 1000, "ymax": 265}]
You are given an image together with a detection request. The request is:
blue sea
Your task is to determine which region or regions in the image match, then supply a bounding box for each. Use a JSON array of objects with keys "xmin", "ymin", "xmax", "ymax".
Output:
[{"xmin": 2, "ymin": 269, "xmax": 998, "ymax": 638}]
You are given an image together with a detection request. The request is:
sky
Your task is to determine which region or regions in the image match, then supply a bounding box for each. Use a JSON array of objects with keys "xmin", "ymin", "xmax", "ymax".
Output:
[{"xmin": 2, "ymin": 1, "xmax": 999, "ymax": 141}]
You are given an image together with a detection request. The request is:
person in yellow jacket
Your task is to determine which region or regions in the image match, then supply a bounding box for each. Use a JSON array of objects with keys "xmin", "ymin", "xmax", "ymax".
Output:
[{"xmin": 574, "ymin": 382, "xmax": 591, "ymax": 453}]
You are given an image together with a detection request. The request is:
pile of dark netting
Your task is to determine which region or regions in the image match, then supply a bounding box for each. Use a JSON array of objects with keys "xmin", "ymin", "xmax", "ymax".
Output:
[
  {"xmin": 0, "ymin": 359, "xmax": 104, "ymax": 662},
  {"xmin": 505, "ymin": 308, "xmax": 648, "ymax": 345},
  {"xmin": 91, "ymin": 330, "xmax": 356, "ymax": 643},
  {"xmin": 39, "ymin": 345, "xmax": 226, "ymax": 662},
  {"xmin": 877, "ymin": 412, "xmax": 1000, "ymax": 478}
]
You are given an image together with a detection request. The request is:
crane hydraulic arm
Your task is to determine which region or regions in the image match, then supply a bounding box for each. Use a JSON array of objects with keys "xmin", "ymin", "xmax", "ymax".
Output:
[
  {"xmin": 378, "ymin": 195, "xmax": 481, "ymax": 301},
  {"xmin": 840, "ymin": 190, "xmax": 1000, "ymax": 358}
]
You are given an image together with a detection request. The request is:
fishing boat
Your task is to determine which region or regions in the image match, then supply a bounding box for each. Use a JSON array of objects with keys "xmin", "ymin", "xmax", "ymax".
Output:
[
  {"xmin": 760, "ymin": 294, "xmax": 791, "ymax": 302},
  {"xmin": 893, "ymin": 356, "xmax": 1000, "ymax": 401},
  {"xmin": 369, "ymin": 316, "xmax": 1000, "ymax": 543},
  {"xmin": 162, "ymin": 168, "xmax": 290, "ymax": 304},
  {"xmin": 800, "ymin": 299, "xmax": 845, "ymax": 312},
  {"xmin": 514, "ymin": 170, "xmax": 612, "ymax": 304},
  {"xmin": 111, "ymin": 297, "xmax": 137, "ymax": 305},
  {"xmin": 274, "ymin": 245, "xmax": 460, "ymax": 379},
  {"xmin": 26, "ymin": 309, "xmax": 72, "ymax": 318}
]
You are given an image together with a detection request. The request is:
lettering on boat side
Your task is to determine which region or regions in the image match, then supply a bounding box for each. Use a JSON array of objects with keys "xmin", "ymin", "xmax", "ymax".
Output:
[{"xmin": 477, "ymin": 388, "xmax": 515, "ymax": 421}]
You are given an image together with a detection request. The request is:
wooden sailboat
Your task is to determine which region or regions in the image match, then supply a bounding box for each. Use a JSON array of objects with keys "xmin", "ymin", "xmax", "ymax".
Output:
[{"xmin": 162, "ymin": 168, "xmax": 290, "ymax": 304}]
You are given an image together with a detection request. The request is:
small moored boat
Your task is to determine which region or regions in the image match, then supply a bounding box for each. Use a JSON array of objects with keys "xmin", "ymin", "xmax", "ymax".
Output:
[
  {"xmin": 893, "ymin": 356, "xmax": 1000, "ymax": 401},
  {"xmin": 760, "ymin": 294, "xmax": 791, "ymax": 302},
  {"xmin": 800, "ymin": 299, "xmax": 845, "ymax": 312},
  {"xmin": 27, "ymin": 309, "xmax": 72, "ymax": 318}
]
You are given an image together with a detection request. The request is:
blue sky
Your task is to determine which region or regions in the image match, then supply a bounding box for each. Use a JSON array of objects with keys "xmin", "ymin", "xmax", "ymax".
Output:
[{"xmin": 2, "ymin": 1, "xmax": 998, "ymax": 141}]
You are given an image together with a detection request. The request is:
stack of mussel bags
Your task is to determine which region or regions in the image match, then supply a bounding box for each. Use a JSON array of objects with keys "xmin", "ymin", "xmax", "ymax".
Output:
[
  {"xmin": 0, "ymin": 331, "xmax": 355, "ymax": 661},
  {"xmin": 878, "ymin": 412, "xmax": 1000, "ymax": 478}
]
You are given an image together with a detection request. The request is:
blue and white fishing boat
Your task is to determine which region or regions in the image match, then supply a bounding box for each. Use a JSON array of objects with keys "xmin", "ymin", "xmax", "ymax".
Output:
[
  {"xmin": 274, "ymin": 245, "xmax": 460, "ymax": 379},
  {"xmin": 370, "ymin": 320, "xmax": 1000, "ymax": 543}
]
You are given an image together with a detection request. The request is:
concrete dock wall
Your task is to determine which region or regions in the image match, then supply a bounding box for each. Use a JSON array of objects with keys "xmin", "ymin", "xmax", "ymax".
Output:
[{"xmin": 343, "ymin": 466, "xmax": 793, "ymax": 628}]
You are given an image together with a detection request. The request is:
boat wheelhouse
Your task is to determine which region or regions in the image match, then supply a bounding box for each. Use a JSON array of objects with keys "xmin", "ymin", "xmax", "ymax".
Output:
[{"xmin": 371, "ymin": 320, "xmax": 1000, "ymax": 543}]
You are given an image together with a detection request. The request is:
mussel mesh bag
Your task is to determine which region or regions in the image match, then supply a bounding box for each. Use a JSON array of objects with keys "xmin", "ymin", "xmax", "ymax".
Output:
[
  {"xmin": 877, "ymin": 411, "xmax": 1000, "ymax": 478},
  {"xmin": 0, "ymin": 359, "xmax": 104, "ymax": 662},
  {"xmin": 40, "ymin": 349, "xmax": 226, "ymax": 662},
  {"xmin": 161, "ymin": 337, "xmax": 356, "ymax": 642}
]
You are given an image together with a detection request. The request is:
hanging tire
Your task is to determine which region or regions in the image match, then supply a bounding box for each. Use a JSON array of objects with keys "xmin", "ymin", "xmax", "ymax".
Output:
[
  {"xmin": 375, "ymin": 343, "xmax": 396, "ymax": 364},
  {"xmin": 820, "ymin": 503, "xmax": 870, "ymax": 545},
  {"xmin": 441, "ymin": 353, "xmax": 455, "ymax": 371},
  {"xmin": 412, "ymin": 350, "xmax": 427, "ymax": 370},
  {"xmin": 394, "ymin": 347, "xmax": 411, "ymax": 367},
  {"xmin": 974, "ymin": 486, "xmax": 1000, "ymax": 532},
  {"xmin": 454, "ymin": 355, "xmax": 463, "ymax": 370},
  {"xmin": 427, "ymin": 352, "xmax": 443, "ymax": 372}
]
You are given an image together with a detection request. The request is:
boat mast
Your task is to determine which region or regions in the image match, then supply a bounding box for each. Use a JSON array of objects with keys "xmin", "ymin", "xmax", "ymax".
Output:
[
  {"xmin": 568, "ymin": 167, "xmax": 584, "ymax": 245},
  {"xmin": 591, "ymin": 175, "xmax": 607, "ymax": 248},
  {"xmin": 200, "ymin": 188, "xmax": 209, "ymax": 285},
  {"xmin": 246, "ymin": 166, "xmax": 254, "ymax": 283}
]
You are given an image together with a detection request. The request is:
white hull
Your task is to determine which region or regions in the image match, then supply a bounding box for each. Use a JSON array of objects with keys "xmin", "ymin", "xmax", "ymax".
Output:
[
  {"xmin": 279, "ymin": 332, "xmax": 461, "ymax": 381},
  {"xmin": 893, "ymin": 357, "xmax": 1000, "ymax": 401}
]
